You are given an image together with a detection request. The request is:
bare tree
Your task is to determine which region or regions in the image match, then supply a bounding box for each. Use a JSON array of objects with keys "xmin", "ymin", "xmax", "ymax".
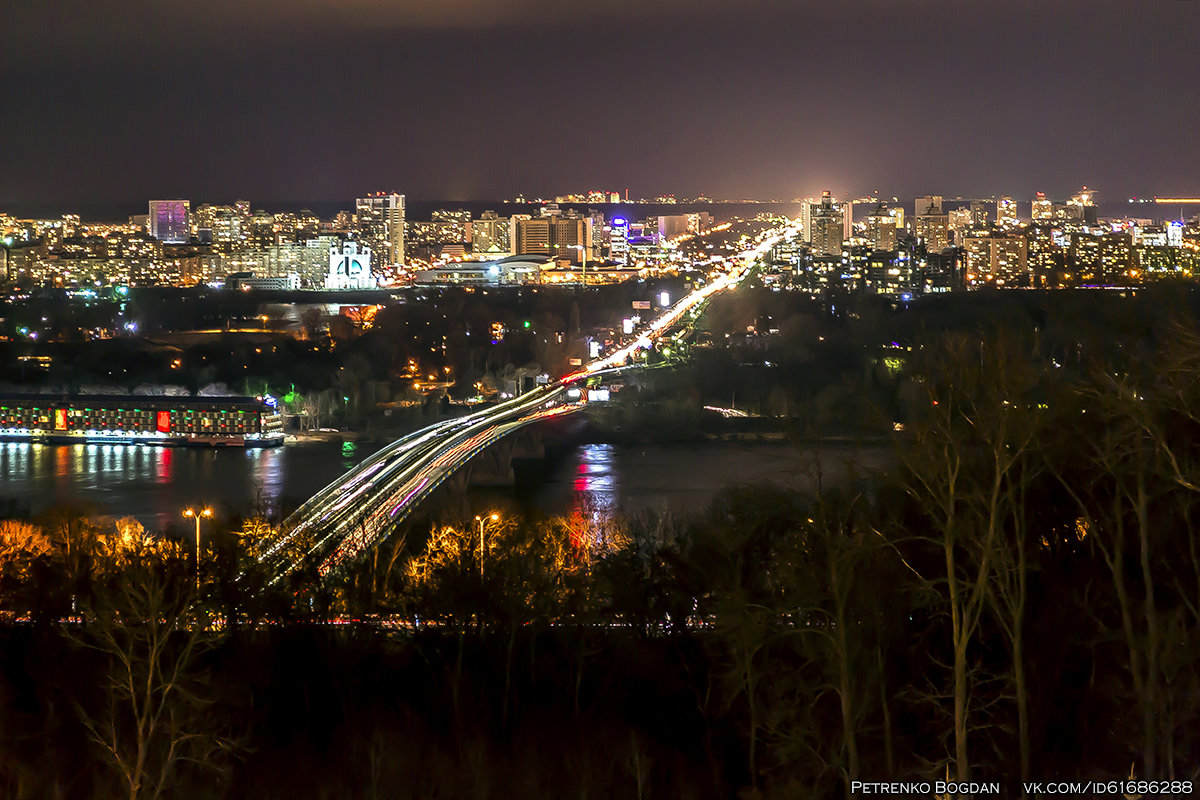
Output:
[
  {"xmin": 899, "ymin": 331, "xmax": 1041, "ymax": 785},
  {"xmin": 73, "ymin": 558, "xmax": 235, "ymax": 800}
]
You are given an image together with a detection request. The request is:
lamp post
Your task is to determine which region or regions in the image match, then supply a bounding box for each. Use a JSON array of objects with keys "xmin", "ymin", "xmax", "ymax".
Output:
[
  {"xmin": 475, "ymin": 513, "xmax": 499, "ymax": 576},
  {"xmin": 182, "ymin": 507, "xmax": 213, "ymax": 593},
  {"xmin": 570, "ymin": 244, "xmax": 588, "ymax": 287}
]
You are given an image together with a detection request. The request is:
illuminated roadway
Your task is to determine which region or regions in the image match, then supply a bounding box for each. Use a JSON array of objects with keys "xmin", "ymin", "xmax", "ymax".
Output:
[{"xmin": 254, "ymin": 224, "xmax": 798, "ymax": 586}]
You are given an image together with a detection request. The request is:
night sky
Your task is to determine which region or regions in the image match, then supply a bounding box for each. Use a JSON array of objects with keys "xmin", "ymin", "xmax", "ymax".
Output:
[{"xmin": 3, "ymin": 0, "xmax": 1198, "ymax": 208}]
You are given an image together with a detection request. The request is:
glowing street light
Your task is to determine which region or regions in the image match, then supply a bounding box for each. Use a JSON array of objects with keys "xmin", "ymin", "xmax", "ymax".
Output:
[
  {"xmin": 182, "ymin": 506, "xmax": 213, "ymax": 592},
  {"xmin": 475, "ymin": 512, "xmax": 500, "ymax": 576}
]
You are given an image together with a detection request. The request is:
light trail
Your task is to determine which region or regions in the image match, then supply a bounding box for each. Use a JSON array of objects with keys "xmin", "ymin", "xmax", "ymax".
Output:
[{"xmin": 254, "ymin": 222, "xmax": 798, "ymax": 586}]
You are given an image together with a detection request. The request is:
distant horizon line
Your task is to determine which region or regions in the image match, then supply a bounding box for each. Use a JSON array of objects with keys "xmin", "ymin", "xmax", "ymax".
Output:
[{"xmin": 1, "ymin": 194, "xmax": 1190, "ymax": 223}]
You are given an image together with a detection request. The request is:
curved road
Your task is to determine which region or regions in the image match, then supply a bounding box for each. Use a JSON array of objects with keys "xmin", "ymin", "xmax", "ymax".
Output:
[{"xmin": 254, "ymin": 224, "xmax": 797, "ymax": 585}]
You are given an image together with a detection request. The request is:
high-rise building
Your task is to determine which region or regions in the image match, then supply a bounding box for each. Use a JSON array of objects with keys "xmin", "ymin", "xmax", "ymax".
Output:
[
  {"xmin": 969, "ymin": 200, "xmax": 991, "ymax": 227},
  {"xmin": 1070, "ymin": 232, "xmax": 1103, "ymax": 284},
  {"xmin": 948, "ymin": 207, "xmax": 975, "ymax": 246},
  {"xmin": 432, "ymin": 208, "xmax": 472, "ymax": 244},
  {"xmin": 864, "ymin": 250, "xmax": 917, "ymax": 297},
  {"xmin": 1032, "ymin": 192, "xmax": 1053, "ymax": 221},
  {"xmin": 513, "ymin": 215, "xmax": 594, "ymax": 260},
  {"xmin": 356, "ymin": 193, "xmax": 405, "ymax": 267},
  {"xmin": 148, "ymin": 200, "xmax": 190, "ymax": 244},
  {"xmin": 608, "ymin": 217, "xmax": 630, "ymax": 264},
  {"xmin": 657, "ymin": 215, "xmax": 692, "ymax": 241},
  {"xmin": 914, "ymin": 210, "xmax": 951, "ymax": 252},
  {"xmin": 1069, "ymin": 188, "xmax": 1098, "ymax": 226},
  {"xmin": 1100, "ymin": 232, "xmax": 1135, "ymax": 284},
  {"xmin": 1023, "ymin": 223, "xmax": 1064, "ymax": 287},
  {"xmin": 997, "ymin": 196, "xmax": 1018, "ymax": 228},
  {"xmin": 805, "ymin": 191, "xmax": 847, "ymax": 256},
  {"xmin": 472, "ymin": 211, "xmax": 510, "ymax": 257},
  {"xmin": 914, "ymin": 195, "xmax": 943, "ymax": 217},
  {"xmin": 963, "ymin": 234, "xmax": 1030, "ymax": 287},
  {"xmin": 864, "ymin": 204, "xmax": 901, "ymax": 251}
]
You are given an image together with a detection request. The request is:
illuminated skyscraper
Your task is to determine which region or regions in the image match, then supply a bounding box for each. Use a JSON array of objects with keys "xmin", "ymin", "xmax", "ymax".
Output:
[
  {"xmin": 432, "ymin": 208, "xmax": 472, "ymax": 244},
  {"xmin": 608, "ymin": 217, "xmax": 630, "ymax": 264},
  {"xmin": 148, "ymin": 200, "xmax": 190, "ymax": 244},
  {"xmin": 1031, "ymin": 192, "xmax": 1053, "ymax": 220},
  {"xmin": 356, "ymin": 193, "xmax": 405, "ymax": 267},
  {"xmin": 1069, "ymin": 188, "xmax": 1098, "ymax": 226},
  {"xmin": 914, "ymin": 195, "xmax": 943, "ymax": 217},
  {"xmin": 864, "ymin": 204, "xmax": 900, "ymax": 250},
  {"xmin": 513, "ymin": 215, "xmax": 593, "ymax": 260},
  {"xmin": 948, "ymin": 207, "xmax": 975, "ymax": 245},
  {"xmin": 963, "ymin": 234, "xmax": 1029, "ymax": 287},
  {"xmin": 804, "ymin": 191, "xmax": 847, "ymax": 256},
  {"xmin": 914, "ymin": 195, "xmax": 950, "ymax": 252},
  {"xmin": 472, "ymin": 211, "xmax": 511, "ymax": 257},
  {"xmin": 997, "ymin": 196, "xmax": 1018, "ymax": 227},
  {"xmin": 969, "ymin": 200, "xmax": 991, "ymax": 226}
]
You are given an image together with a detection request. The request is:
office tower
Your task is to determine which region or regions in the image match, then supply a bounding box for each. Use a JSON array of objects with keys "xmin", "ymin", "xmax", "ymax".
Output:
[
  {"xmin": 914, "ymin": 195, "xmax": 943, "ymax": 217},
  {"xmin": 1100, "ymin": 231, "xmax": 1135, "ymax": 284},
  {"xmin": 513, "ymin": 215, "xmax": 593, "ymax": 260},
  {"xmin": 864, "ymin": 250, "xmax": 916, "ymax": 297},
  {"xmin": 865, "ymin": 204, "xmax": 900, "ymax": 250},
  {"xmin": 914, "ymin": 204, "xmax": 951, "ymax": 252},
  {"xmin": 356, "ymin": 193, "xmax": 405, "ymax": 267},
  {"xmin": 963, "ymin": 234, "xmax": 1030, "ymax": 286},
  {"xmin": 805, "ymin": 191, "xmax": 846, "ymax": 256},
  {"xmin": 432, "ymin": 208, "xmax": 472, "ymax": 244},
  {"xmin": 948, "ymin": 207, "xmax": 975, "ymax": 245},
  {"xmin": 969, "ymin": 200, "xmax": 991, "ymax": 226},
  {"xmin": 657, "ymin": 214, "xmax": 691, "ymax": 240},
  {"xmin": 148, "ymin": 200, "xmax": 190, "ymax": 244},
  {"xmin": 1069, "ymin": 188, "xmax": 1098, "ymax": 226},
  {"xmin": 1032, "ymin": 192, "xmax": 1053, "ymax": 220},
  {"xmin": 513, "ymin": 217, "xmax": 551, "ymax": 255},
  {"xmin": 608, "ymin": 217, "xmax": 630, "ymax": 264},
  {"xmin": 997, "ymin": 196, "xmax": 1018, "ymax": 228},
  {"xmin": 1023, "ymin": 223, "xmax": 1064, "ymax": 286},
  {"xmin": 588, "ymin": 210, "xmax": 607, "ymax": 251},
  {"xmin": 472, "ymin": 211, "xmax": 511, "ymax": 257}
]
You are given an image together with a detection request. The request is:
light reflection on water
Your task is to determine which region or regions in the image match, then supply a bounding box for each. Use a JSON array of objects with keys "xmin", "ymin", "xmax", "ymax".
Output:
[
  {"xmin": 563, "ymin": 443, "xmax": 620, "ymax": 552},
  {"xmin": 571, "ymin": 444, "xmax": 618, "ymax": 514},
  {"xmin": 2, "ymin": 438, "xmax": 861, "ymax": 537},
  {"xmin": 0, "ymin": 441, "xmax": 366, "ymax": 532}
]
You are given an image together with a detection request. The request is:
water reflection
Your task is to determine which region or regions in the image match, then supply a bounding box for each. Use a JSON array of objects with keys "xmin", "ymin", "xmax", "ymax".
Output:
[
  {"xmin": 247, "ymin": 447, "xmax": 285, "ymax": 513},
  {"xmin": 571, "ymin": 444, "xmax": 618, "ymax": 514},
  {"xmin": 0, "ymin": 441, "xmax": 367, "ymax": 532},
  {"xmin": 560, "ymin": 444, "xmax": 621, "ymax": 553}
]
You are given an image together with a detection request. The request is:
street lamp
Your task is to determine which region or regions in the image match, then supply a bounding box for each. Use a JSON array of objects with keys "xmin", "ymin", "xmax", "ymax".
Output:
[
  {"xmin": 475, "ymin": 513, "xmax": 499, "ymax": 576},
  {"xmin": 182, "ymin": 507, "xmax": 213, "ymax": 592},
  {"xmin": 569, "ymin": 244, "xmax": 588, "ymax": 287}
]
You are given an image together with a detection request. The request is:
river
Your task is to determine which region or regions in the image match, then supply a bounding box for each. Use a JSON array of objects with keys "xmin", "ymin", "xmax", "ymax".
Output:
[{"xmin": 0, "ymin": 438, "xmax": 888, "ymax": 531}]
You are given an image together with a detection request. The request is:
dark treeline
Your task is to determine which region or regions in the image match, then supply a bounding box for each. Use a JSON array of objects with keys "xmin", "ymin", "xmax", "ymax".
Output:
[
  {"xmin": 4, "ymin": 297, "xmax": 1200, "ymax": 797},
  {"xmin": 0, "ymin": 281, "xmax": 690, "ymax": 422}
]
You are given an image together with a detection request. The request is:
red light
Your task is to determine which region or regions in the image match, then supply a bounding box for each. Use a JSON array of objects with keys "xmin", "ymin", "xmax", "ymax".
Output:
[{"xmin": 156, "ymin": 410, "xmax": 171, "ymax": 433}]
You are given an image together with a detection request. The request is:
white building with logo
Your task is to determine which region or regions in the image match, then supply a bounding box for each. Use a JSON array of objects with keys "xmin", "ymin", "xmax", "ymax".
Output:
[{"xmin": 325, "ymin": 241, "xmax": 377, "ymax": 290}]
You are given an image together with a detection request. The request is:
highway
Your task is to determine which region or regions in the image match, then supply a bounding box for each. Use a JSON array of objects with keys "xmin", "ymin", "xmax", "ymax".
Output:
[{"xmin": 253, "ymin": 223, "xmax": 798, "ymax": 586}]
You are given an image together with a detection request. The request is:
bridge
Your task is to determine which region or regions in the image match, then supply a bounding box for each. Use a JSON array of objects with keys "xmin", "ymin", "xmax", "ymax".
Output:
[{"xmin": 253, "ymin": 226, "xmax": 797, "ymax": 586}]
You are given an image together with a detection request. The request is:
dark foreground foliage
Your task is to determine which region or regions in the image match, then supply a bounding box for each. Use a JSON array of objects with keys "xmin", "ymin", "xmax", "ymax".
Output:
[{"xmin": 4, "ymin": 307, "xmax": 1200, "ymax": 798}]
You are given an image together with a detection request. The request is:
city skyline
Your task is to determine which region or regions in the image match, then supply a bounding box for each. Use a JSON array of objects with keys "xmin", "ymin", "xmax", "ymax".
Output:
[{"xmin": 4, "ymin": 0, "xmax": 1200, "ymax": 206}]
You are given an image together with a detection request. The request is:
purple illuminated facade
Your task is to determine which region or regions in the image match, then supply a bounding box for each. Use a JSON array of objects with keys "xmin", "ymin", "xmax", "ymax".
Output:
[{"xmin": 148, "ymin": 199, "xmax": 190, "ymax": 243}]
